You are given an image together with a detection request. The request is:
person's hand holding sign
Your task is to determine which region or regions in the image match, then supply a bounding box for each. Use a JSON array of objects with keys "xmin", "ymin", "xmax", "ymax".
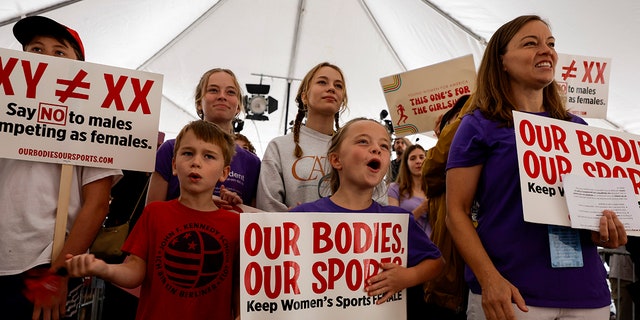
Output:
[
  {"xmin": 365, "ymin": 258, "xmax": 444, "ymax": 305},
  {"xmin": 591, "ymin": 210, "xmax": 627, "ymax": 248}
]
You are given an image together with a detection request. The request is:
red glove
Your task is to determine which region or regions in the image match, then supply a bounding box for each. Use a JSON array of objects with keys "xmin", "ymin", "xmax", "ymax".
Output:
[{"xmin": 22, "ymin": 267, "xmax": 67, "ymax": 304}]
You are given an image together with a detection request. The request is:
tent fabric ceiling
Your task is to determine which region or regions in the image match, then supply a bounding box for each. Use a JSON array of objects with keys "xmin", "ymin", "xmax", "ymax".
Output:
[{"xmin": 1, "ymin": 0, "xmax": 638, "ymax": 157}]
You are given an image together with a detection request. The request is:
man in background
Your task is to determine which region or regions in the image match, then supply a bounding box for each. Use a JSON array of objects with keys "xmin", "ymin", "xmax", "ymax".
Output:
[{"xmin": 388, "ymin": 137, "xmax": 412, "ymax": 183}]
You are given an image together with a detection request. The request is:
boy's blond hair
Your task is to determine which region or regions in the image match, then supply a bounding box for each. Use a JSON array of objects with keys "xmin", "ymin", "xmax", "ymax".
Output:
[{"xmin": 173, "ymin": 120, "xmax": 236, "ymax": 166}]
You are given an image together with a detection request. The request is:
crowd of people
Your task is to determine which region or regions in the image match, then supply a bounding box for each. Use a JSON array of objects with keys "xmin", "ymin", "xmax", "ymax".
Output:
[{"xmin": 1, "ymin": 13, "xmax": 633, "ymax": 320}]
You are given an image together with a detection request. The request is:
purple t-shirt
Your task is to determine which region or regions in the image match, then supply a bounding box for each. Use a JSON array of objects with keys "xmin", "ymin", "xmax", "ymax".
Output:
[
  {"xmin": 290, "ymin": 197, "xmax": 441, "ymax": 267},
  {"xmin": 388, "ymin": 183, "xmax": 431, "ymax": 236},
  {"xmin": 447, "ymin": 109, "xmax": 610, "ymax": 308},
  {"xmin": 155, "ymin": 139, "xmax": 260, "ymax": 204}
]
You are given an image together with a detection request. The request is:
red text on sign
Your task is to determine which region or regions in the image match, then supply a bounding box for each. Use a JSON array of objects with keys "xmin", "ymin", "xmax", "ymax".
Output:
[
  {"xmin": 519, "ymin": 119, "xmax": 569, "ymax": 153},
  {"xmin": 0, "ymin": 57, "xmax": 47, "ymax": 98},
  {"xmin": 55, "ymin": 69, "xmax": 90, "ymax": 102},
  {"xmin": 244, "ymin": 222, "xmax": 300, "ymax": 260},
  {"xmin": 582, "ymin": 61, "xmax": 607, "ymax": 84},
  {"xmin": 522, "ymin": 150, "xmax": 571, "ymax": 184},
  {"xmin": 244, "ymin": 261, "xmax": 301, "ymax": 298},
  {"xmin": 311, "ymin": 256, "xmax": 402, "ymax": 294},
  {"xmin": 101, "ymin": 74, "xmax": 155, "ymax": 114},
  {"xmin": 38, "ymin": 103, "xmax": 68, "ymax": 125},
  {"xmin": 575, "ymin": 130, "xmax": 640, "ymax": 165},
  {"xmin": 312, "ymin": 222, "xmax": 402, "ymax": 254}
]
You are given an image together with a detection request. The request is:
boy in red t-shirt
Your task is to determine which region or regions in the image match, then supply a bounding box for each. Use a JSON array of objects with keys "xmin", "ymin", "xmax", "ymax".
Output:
[{"xmin": 66, "ymin": 120, "xmax": 240, "ymax": 319}]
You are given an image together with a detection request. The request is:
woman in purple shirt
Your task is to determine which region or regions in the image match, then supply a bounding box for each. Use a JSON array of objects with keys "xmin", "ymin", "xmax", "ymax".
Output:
[
  {"xmin": 446, "ymin": 15, "xmax": 627, "ymax": 320},
  {"xmin": 147, "ymin": 68, "xmax": 260, "ymax": 206},
  {"xmin": 388, "ymin": 144, "xmax": 430, "ymax": 236}
]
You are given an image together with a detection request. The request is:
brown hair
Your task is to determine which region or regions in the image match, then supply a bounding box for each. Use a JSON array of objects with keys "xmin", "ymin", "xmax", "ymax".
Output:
[
  {"xmin": 472, "ymin": 15, "xmax": 570, "ymax": 127},
  {"xmin": 326, "ymin": 118, "xmax": 388, "ymax": 194},
  {"xmin": 395, "ymin": 144, "xmax": 426, "ymax": 199},
  {"xmin": 194, "ymin": 68, "xmax": 244, "ymax": 120},
  {"xmin": 292, "ymin": 62, "xmax": 348, "ymax": 158},
  {"xmin": 234, "ymin": 133, "xmax": 256, "ymax": 154},
  {"xmin": 393, "ymin": 137, "xmax": 412, "ymax": 153},
  {"xmin": 173, "ymin": 120, "xmax": 236, "ymax": 166}
]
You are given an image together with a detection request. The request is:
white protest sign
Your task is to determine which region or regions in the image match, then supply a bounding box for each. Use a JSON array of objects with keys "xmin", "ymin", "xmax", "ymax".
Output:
[
  {"xmin": 240, "ymin": 212, "xmax": 409, "ymax": 320},
  {"xmin": 513, "ymin": 111, "xmax": 640, "ymax": 236},
  {"xmin": 563, "ymin": 174, "xmax": 640, "ymax": 231},
  {"xmin": 555, "ymin": 53, "xmax": 611, "ymax": 119},
  {"xmin": 380, "ymin": 55, "xmax": 476, "ymax": 137},
  {"xmin": 0, "ymin": 47, "xmax": 163, "ymax": 171}
]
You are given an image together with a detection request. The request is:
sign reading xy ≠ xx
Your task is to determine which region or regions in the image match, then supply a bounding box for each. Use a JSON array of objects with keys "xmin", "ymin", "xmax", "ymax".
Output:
[
  {"xmin": 555, "ymin": 53, "xmax": 611, "ymax": 119},
  {"xmin": 0, "ymin": 47, "xmax": 163, "ymax": 171}
]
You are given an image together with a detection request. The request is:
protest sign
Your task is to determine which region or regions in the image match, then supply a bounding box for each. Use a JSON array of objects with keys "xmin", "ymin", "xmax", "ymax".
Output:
[
  {"xmin": 555, "ymin": 53, "xmax": 611, "ymax": 119},
  {"xmin": 240, "ymin": 212, "xmax": 409, "ymax": 320},
  {"xmin": 0, "ymin": 47, "xmax": 163, "ymax": 172},
  {"xmin": 380, "ymin": 55, "xmax": 476, "ymax": 137},
  {"xmin": 563, "ymin": 174, "xmax": 640, "ymax": 231},
  {"xmin": 513, "ymin": 111, "xmax": 640, "ymax": 236}
]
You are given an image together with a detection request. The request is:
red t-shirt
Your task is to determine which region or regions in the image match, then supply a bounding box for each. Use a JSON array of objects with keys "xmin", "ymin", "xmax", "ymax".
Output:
[{"xmin": 123, "ymin": 200, "xmax": 239, "ymax": 319}]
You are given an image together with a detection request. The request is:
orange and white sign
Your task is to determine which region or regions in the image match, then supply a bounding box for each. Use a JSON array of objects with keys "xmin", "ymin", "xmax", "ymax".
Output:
[{"xmin": 380, "ymin": 55, "xmax": 476, "ymax": 137}]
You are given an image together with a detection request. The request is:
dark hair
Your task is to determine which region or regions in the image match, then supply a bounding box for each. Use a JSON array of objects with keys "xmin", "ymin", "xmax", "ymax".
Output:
[
  {"xmin": 60, "ymin": 36, "xmax": 84, "ymax": 61},
  {"xmin": 395, "ymin": 144, "xmax": 426, "ymax": 199},
  {"xmin": 392, "ymin": 136, "xmax": 412, "ymax": 153},
  {"xmin": 472, "ymin": 15, "xmax": 570, "ymax": 127},
  {"xmin": 173, "ymin": 120, "xmax": 236, "ymax": 166},
  {"xmin": 234, "ymin": 133, "xmax": 256, "ymax": 154},
  {"xmin": 439, "ymin": 94, "xmax": 470, "ymax": 133},
  {"xmin": 292, "ymin": 62, "xmax": 348, "ymax": 158}
]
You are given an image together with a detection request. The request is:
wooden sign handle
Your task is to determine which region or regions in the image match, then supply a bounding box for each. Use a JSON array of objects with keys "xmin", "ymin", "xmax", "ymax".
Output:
[{"xmin": 52, "ymin": 164, "xmax": 73, "ymax": 260}]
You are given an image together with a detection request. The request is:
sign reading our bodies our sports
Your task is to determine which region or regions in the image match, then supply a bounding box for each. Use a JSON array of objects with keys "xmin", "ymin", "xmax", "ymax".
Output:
[
  {"xmin": 514, "ymin": 111, "xmax": 640, "ymax": 236},
  {"xmin": 240, "ymin": 212, "xmax": 409, "ymax": 320},
  {"xmin": 379, "ymin": 54, "xmax": 476, "ymax": 137},
  {"xmin": 0, "ymin": 47, "xmax": 163, "ymax": 171}
]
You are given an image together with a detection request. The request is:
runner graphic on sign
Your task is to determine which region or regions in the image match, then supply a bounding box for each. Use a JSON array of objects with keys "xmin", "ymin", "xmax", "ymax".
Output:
[{"xmin": 396, "ymin": 103, "xmax": 408, "ymax": 125}]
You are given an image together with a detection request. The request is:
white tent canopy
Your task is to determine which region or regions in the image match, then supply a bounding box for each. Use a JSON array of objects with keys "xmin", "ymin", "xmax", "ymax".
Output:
[{"xmin": 1, "ymin": 0, "xmax": 638, "ymax": 157}]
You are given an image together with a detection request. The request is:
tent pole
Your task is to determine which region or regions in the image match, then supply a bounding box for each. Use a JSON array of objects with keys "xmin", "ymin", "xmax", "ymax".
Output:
[
  {"xmin": 284, "ymin": 80, "xmax": 292, "ymax": 135},
  {"xmin": 0, "ymin": 0, "xmax": 83, "ymax": 27},
  {"xmin": 420, "ymin": 0, "xmax": 488, "ymax": 45}
]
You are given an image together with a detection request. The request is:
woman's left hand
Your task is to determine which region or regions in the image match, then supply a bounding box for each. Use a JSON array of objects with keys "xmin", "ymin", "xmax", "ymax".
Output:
[{"xmin": 591, "ymin": 210, "xmax": 627, "ymax": 248}]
